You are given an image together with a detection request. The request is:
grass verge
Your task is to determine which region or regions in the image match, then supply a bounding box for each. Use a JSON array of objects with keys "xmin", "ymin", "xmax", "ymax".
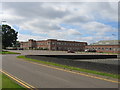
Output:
[
  {"xmin": 0, "ymin": 73, "xmax": 25, "ymax": 89},
  {"xmin": 17, "ymin": 55, "xmax": 120, "ymax": 79},
  {"xmin": 0, "ymin": 51, "xmax": 21, "ymax": 54},
  {"xmin": 79, "ymin": 51, "xmax": 119, "ymax": 55}
]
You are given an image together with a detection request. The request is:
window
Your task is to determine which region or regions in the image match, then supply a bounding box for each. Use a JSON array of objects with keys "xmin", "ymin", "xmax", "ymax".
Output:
[
  {"xmin": 105, "ymin": 48, "xmax": 108, "ymax": 50},
  {"xmin": 118, "ymin": 48, "xmax": 120, "ymax": 51},
  {"xmin": 52, "ymin": 42, "xmax": 55, "ymax": 45},
  {"xmin": 109, "ymin": 48, "xmax": 112, "ymax": 50}
]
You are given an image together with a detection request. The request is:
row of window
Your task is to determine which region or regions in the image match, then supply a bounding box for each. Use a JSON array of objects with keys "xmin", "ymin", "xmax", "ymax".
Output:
[
  {"xmin": 56, "ymin": 47, "xmax": 83, "ymax": 50},
  {"xmin": 21, "ymin": 43, "xmax": 28, "ymax": 46},
  {"xmin": 86, "ymin": 47, "xmax": 120, "ymax": 51},
  {"xmin": 52, "ymin": 42, "xmax": 86, "ymax": 46},
  {"xmin": 36, "ymin": 42, "xmax": 47, "ymax": 45},
  {"xmin": 22, "ymin": 42, "xmax": 86, "ymax": 46}
]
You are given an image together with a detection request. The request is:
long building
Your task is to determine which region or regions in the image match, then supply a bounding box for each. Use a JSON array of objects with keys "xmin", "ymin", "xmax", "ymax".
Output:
[
  {"xmin": 85, "ymin": 40, "xmax": 120, "ymax": 53},
  {"xmin": 20, "ymin": 39, "xmax": 87, "ymax": 51},
  {"xmin": 85, "ymin": 45, "xmax": 120, "ymax": 53}
]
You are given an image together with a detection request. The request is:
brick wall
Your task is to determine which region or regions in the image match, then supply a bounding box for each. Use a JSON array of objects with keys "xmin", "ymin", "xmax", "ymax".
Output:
[
  {"xmin": 85, "ymin": 45, "xmax": 120, "ymax": 53},
  {"xmin": 20, "ymin": 39, "xmax": 87, "ymax": 51}
]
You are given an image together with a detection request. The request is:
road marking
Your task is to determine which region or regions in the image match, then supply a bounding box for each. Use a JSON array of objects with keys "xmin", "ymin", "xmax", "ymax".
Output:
[
  {"xmin": 18, "ymin": 58, "xmax": 120, "ymax": 84},
  {"xmin": 0, "ymin": 70, "xmax": 37, "ymax": 89},
  {"xmin": 29, "ymin": 61, "xmax": 120, "ymax": 83}
]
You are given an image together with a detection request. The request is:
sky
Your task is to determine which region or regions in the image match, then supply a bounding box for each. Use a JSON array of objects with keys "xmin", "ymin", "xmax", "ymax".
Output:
[{"xmin": 1, "ymin": 2, "xmax": 118, "ymax": 44}]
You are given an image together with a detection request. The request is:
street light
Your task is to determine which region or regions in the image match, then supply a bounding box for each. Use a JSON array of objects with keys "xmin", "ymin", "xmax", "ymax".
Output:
[
  {"xmin": 112, "ymin": 34, "xmax": 117, "ymax": 53},
  {"xmin": 112, "ymin": 34, "xmax": 117, "ymax": 45}
]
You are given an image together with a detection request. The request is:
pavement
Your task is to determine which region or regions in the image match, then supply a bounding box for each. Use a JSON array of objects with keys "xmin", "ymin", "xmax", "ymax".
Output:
[
  {"xmin": 1, "ymin": 55, "xmax": 119, "ymax": 88},
  {"xmin": 6, "ymin": 50, "xmax": 118, "ymax": 55}
]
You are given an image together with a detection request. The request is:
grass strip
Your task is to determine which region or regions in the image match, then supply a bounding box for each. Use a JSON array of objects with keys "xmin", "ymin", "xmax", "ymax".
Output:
[
  {"xmin": 17, "ymin": 55, "xmax": 120, "ymax": 79},
  {"xmin": 0, "ymin": 73, "xmax": 25, "ymax": 89},
  {"xmin": 0, "ymin": 51, "xmax": 21, "ymax": 54},
  {"xmin": 79, "ymin": 52, "xmax": 119, "ymax": 55}
]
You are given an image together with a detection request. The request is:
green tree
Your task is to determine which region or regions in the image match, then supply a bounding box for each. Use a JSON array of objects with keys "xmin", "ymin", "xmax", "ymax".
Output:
[{"xmin": 2, "ymin": 25, "xmax": 18, "ymax": 49}]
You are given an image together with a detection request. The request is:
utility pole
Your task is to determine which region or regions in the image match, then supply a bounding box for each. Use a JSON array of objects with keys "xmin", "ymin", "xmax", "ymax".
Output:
[{"xmin": 112, "ymin": 34, "xmax": 117, "ymax": 53}]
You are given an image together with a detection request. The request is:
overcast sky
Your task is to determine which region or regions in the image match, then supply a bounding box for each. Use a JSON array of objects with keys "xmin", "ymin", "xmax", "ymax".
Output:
[{"xmin": 1, "ymin": 2, "xmax": 118, "ymax": 44}]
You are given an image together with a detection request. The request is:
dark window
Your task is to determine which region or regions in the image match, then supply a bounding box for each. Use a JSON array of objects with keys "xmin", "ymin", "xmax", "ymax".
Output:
[
  {"xmin": 98, "ymin": 48, "xmax": 101, "ymax": 50},
  {"xmin": 109, "ymin": 48, "xmax": 112, "ymax": 50}
]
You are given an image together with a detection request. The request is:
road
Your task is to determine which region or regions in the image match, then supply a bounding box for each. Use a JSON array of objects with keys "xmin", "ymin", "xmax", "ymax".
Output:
[
  {"xmin": 6, "ymin": 50, "xmax": 117, "ymax": 55},
  {"xmin": 2, "ymin": 55, "xmax": 119, "ymax": 88}
]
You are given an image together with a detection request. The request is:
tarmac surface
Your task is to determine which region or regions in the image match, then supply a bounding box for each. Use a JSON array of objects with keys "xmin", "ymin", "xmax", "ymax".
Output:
[
  {"xmin": 6, "ymin": 50, "xmax": 119, "ymax": 55},
  {"xmin": 2, "ymin": 55, "xmax": 119, "ymax": 88}
]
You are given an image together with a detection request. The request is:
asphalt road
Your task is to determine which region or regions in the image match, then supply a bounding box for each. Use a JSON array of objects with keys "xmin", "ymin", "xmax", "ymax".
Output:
[
  {"xmin": 6, "ymin": 50, "xmax": 117, "ymax": 55},
  {"xmin": 2, "ymin": 55, "xmax": 118, "ymax": 88}
]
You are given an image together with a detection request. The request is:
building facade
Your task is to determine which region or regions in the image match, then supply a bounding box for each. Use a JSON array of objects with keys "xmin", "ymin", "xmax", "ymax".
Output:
[
  {"xmin": 85, "ymin": 45, "xmax": 120, "ymax": 53},
  {"xmin": 85, "ymin": 40, "xmax": 120, "ymax": 53},
  {"xmin": 20, "ymin": 39, "xmax": 87, "ymax": 51}
]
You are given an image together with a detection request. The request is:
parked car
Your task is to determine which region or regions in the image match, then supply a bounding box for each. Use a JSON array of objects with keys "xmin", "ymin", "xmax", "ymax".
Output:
[
  {"xmin": 85, "ymin": 49, "xmax": 96, "ymax": 52},
  {"xmin": 67, "ymin": 50, "xmax": 75, "ymax": 53},
  {"xmin": 18, "ymin": 48, "xmax": 23, "ymax": 50}
]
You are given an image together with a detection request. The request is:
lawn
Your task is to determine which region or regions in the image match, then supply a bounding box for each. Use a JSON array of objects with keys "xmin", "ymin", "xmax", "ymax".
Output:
[
  {"xmin": 0, "ymin": 51, "xmax": 20, "ymax": 54},
  {"xmin": 79, "ymin": 51, "xmax": 119, "ymax": 55},
  {"xmin": 0, "ymin": 73, "xmax": 25, "ymax": 89},
  {"xmin": 17, "ymin": 55, "xmax": 120, "ymax": 79}
]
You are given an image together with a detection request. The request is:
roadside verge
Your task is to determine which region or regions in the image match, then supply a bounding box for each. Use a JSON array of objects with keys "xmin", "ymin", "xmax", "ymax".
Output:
[{"xmin": 0, "ymin": 70, "xmax": 35, "ymax": 89}]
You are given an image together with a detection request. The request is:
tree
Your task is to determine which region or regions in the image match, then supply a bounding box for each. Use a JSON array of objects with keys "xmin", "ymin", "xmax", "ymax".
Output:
[{"xmin": 2, "ymin": 24, "xmax": 18, "ymax": 49}]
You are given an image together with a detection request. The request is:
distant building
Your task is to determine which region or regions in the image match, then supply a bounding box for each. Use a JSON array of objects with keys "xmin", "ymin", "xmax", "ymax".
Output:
[
  {"xmin": 85, "ymin": 40, "xmax": 120, "ymax": 53},
  {"xmin": 90, "ymin": 40, "xmax": 120, "ymax": 45},
  {"xmin": 20, "ymin": 39, "xmax": 87, "ymax": 51}
]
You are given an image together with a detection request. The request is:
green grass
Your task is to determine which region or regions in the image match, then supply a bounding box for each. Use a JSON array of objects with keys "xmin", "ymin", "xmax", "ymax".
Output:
[
  {"xmin": 79, "ymin": 51, "xmax": 119, "ymax": 55},
  {"xmin": 98, "ymin": 52, "xmax": 120, "ymax": 55},
  {"xmin": 0, "ymin": 73, "xmax": 25, "ymax": 89},
  {"xmin": 0, "ymin": 51, "xmax": 21, "ymax": 54},
  {"xmin": 17, "ymin": 55, "xmax": 120, "ymax": 79}
]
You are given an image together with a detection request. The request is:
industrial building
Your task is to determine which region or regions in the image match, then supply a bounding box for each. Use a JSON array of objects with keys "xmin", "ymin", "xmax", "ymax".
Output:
[
  {"xmin": 20, "ymin": 39, "xmax": 120, "ymax": 53},
  {"xmin": 85, "ymin": 40, "xmax": 120, "ymax": 53},
  {"xmin": 20, "ymin": 39, "xmax": 87, "ymax": 51}
]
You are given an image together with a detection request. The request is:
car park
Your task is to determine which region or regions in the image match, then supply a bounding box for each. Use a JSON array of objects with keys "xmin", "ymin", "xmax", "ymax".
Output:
[
  {"xmin": 67, "ymin": 50, "xmax": 75, "ymax": 53},
  {"xmin": 85, "ymin": 49, "xmax": 96, "ymax": 52}
]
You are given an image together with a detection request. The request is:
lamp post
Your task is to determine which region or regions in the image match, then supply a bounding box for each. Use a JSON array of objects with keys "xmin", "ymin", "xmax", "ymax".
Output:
[{"xmin": 112, "ymin": 34, "xmax": 117, "ymax": 53}]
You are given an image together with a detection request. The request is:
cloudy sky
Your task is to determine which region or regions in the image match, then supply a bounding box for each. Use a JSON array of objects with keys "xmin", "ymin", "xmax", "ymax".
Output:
[{"xmin": 1, "ymin": 2, "xmax": 118, "ymax": 44}]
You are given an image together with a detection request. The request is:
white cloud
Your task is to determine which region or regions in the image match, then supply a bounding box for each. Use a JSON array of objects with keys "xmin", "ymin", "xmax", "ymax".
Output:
[
  {"xmin": 1, "ymin": 2, "xmax": 118, "ymax": 44},
  {"xmin": 81, "ymin": 21, "xmax": 117, "ymax": 36},
  {"xmin": 18, "ymin": 33, "xmax": 47, "ymax": 41},
  {"xmin": 47, "ymin": 28, "xmax": 82, "ymax": 40},
  {"xmin": 77, "ymin": 36, "xmax": 115, "ymax": 44}
]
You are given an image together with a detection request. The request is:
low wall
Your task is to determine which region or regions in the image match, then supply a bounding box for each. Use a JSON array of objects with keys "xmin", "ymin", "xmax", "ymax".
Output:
[
  {"xmin": 32, "ymin": 55, "xmax": 117, "ymax": 59},
  {"xmin": 25, "ymin": 55, "xmax": 119, "ymax": 74}
]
